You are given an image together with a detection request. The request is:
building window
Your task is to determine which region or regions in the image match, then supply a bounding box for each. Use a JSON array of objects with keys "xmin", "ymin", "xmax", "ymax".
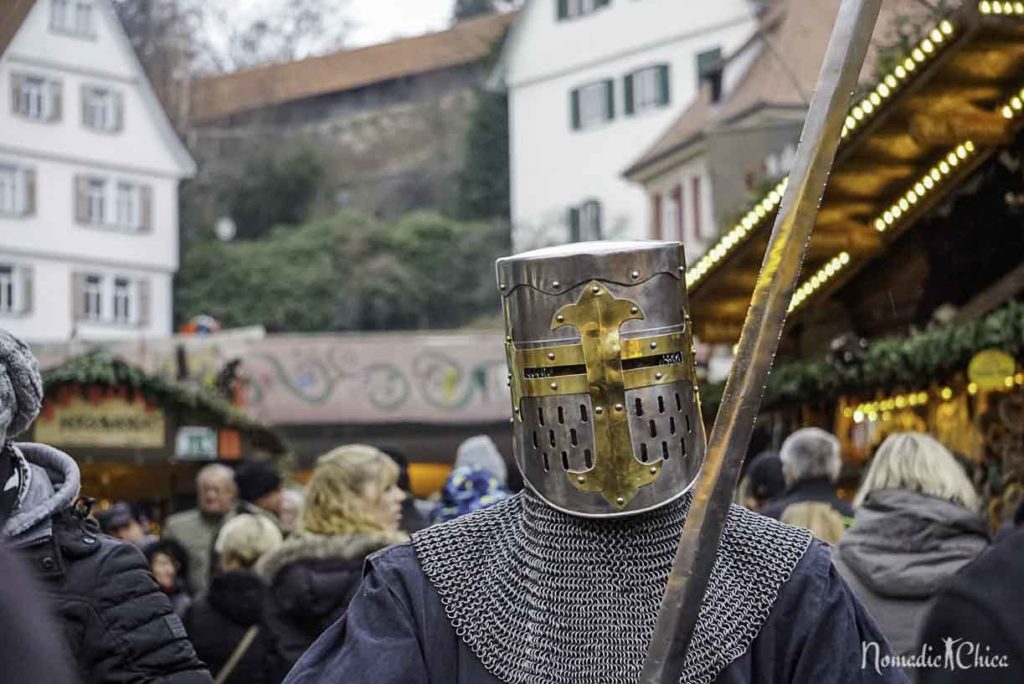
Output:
[
  {"xmin": 83, "ymin": 274, "xmax": 103, "ymax": 320},
  {"xmin": 625, "ymin": 65, "xmax": 670, "ymax": 115},
  {"xmin": 652, "ymin": 193, "xmax": 663, "ymax": 240},
  {"xmin": 696, "ymin": 47, "xmax": 723, "ymax": 97},
  {"xmin": 76, "ymin": 176, "xmax": 151, "ymax": 231},
  {"xmin": 557, "ymin": 0, "xmax": 610, "ymax": 20},
  {"xmin": 52, "ymin": 0, "xmax": 95, "ymax": 37},
  {"xmin": 82, "ymin": 86, "xmax": 123, "ymax": 132},
  {"xmin": 571, "ymin": 80, "xmax": 614, "ymax": 130},
  {"xmin": 569, "ymin": 199, "xmax": 602, "ymax": 242},
  {"xmin": 664, "ymin": 185, "xmax": 683, "ymax": 241},
  {"xmin": 0, "ymin": 164, "xmax": 36, "ymax": 217},
  {"xmin": 11, "ymin": 74, "xmax": 61, "ymax": 121},
  {"xmin": 0, "ymin": 266, "xmax": 14, "ymax": 314},
  {"xmin": 113, "ymin": 277, "xmax": 132, "ymax": 323}
]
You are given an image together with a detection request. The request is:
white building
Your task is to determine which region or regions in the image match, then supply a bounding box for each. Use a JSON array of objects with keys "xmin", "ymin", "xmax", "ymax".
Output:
[
  {"xmin": 493, "ymin": 0, "xmax": 756, "ymax": 250},
  {"xmin": 0, "ymin": 0, "xmax": 195, "ymax": 343}
]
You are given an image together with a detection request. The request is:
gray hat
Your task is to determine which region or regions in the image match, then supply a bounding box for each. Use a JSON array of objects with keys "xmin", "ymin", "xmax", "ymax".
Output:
[{"xmin": 0, "ymin": 329, "xmax": 43, "ymax": 446}]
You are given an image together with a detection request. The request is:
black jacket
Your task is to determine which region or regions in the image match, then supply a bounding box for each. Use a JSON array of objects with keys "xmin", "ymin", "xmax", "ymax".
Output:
[
  {"xmin": 918, "ymin": 524, "xmax": 1024, "ymax": 682},
  {"xmin": 257, "ymin": 531, "xmax": 402, "ymax": 681},
  {"xmin": 185, "ymin": 570, "xmax": 273, "ymax": 684},
  {"xmin": 761, "ymin": 476, "xmax": 855, "ymax": 521},
  {"xmin": 2, "ymin": 443, "xmax": 212, "ymax": 684}
]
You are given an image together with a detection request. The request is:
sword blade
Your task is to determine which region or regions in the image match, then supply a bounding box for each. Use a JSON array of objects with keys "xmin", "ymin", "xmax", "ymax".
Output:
[{"xmin": 639, "ymin": 0, "xmax": 882, "ymax": 680}]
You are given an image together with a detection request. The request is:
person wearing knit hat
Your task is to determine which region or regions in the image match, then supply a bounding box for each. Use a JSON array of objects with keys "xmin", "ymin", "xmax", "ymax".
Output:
[
  {"xmin": 235, "ymin": 461, "xmax": 284, "ymax": 518},
  {"xmin": 453, "ymin": 435, "xmax": 508, "ymax": 488},
  {"xmin": 0, "ymin": 329, "xmax": 212, "ymax": 683}
]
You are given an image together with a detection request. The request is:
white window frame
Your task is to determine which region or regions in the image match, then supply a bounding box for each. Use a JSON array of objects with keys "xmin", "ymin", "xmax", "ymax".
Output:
[
  {"xmin": 0, "ymin": 265, "xmax": 16, "ymax": 315},
  {"xmin": 84, "ymin": 87, "xmax": 117, "ymax": 132},
  {"xmin": 112, "ymin": 277, "xmax": 134, "ymax": 324},
  {"xmin": 51, "ymin": 0, "xmax": 95, "ymax": 38},
  {"xmin": 563, "ymin": 0, "xmax": 603, "ymax": 19},
  {"xmin": 577, "ymin": 81, "xmax": 611, "ymax": 130},
  {"xmin": 15, "ymin": 76, "xmax": 51, "ymax": 120},
  {"xmin": 634, "ymin": 67, "xmax": 663, "ymax": 112},
  {"xmin": 86, "ymin": 178, "xmax": 106, "ymax": 224},
  {"xmin": 579, "ymin": 200, "xmax": 602, "ymax": 241},
  {"xmin": 115, "ymin": 182, "xmax": 140, "ymax": 229},
  {"xmin": 0, "ymin": 165, "xmax": 25, "ymax": 215},
  {"xmin": 83, "ymin": 274, "xmax": 103, "ymax": 321}
]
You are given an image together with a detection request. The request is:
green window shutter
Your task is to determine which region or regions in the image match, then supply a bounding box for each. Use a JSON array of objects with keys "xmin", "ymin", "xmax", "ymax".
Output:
[
  {"xmin": 624, "ymin": 74, "xmax": 635, "ymax": 115},
  {"xmin": 557, "ymin": 0, "xmax": 569, "ymax": 19},
  {"xmin": 658, "ymin": 64, "xmax": 671, "ymax": 106},
  {"xmin": 569, "ymin": 207, "xmax": 581, "ymax": 242},
  {"xmin": 570, "ymin": 89, "xmax": 581, "ymax": 130},
  {"xmin": 604, "ymin": 79, "xmax": 614, "ymax": 120},
  {"xmin": 597, "ymin": 0, "xmax": 611, "ymax": 7}
]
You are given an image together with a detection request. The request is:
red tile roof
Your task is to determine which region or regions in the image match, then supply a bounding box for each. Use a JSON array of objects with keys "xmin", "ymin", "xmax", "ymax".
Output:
[{"xmin": 189, "ymin": 12, "xmax": 516, "ymax": 124}]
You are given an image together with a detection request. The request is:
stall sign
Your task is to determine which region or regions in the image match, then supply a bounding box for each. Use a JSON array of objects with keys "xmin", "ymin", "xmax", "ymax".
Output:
[
  {"xmin": 35, "ymin": 396, "xmax": 165, "ymax": 448},
  {"xmin": 967, "ymin": 349, "xmax": 1016, "ymax": 391},
  {"xmin": 175, "ymin": 426, "xmax": 219, "ymax": 461}
]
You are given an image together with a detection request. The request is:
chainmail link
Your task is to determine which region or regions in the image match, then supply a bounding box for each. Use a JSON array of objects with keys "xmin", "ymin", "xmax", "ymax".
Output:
[{"xmin": 412, "ymin": 491, "xmax": 813, "ymax": 684}]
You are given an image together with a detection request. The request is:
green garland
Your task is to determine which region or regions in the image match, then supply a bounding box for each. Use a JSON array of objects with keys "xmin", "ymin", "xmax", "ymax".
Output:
[
  {"xmin": 700, "ymin": 300, "xmax": 1024, "ymax": 414},
  {"xmin": 42, "ymin": 350, "xmax": 284, "ymax": 451}
]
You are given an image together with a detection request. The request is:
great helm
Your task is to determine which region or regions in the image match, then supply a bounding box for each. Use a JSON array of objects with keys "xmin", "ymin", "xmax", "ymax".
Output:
[{"xmin": 497, "ymin": 240, "xmax": 706, "ymax": 518}]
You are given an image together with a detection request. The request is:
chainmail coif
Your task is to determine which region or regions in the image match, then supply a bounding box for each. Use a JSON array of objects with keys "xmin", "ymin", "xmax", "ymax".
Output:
[{"xmin": 412, "ymin": 490, "xmax": 813, "ymax": 684}]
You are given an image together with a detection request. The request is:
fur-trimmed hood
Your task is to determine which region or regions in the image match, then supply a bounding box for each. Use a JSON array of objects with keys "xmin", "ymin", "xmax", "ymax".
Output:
[
  {"xmin": 257, "ymin": 530, "xmax": 404, "ymax": 585},
  {"xmin": 1, "ymin": 443, "xmax": 80, "ymax": 544}
]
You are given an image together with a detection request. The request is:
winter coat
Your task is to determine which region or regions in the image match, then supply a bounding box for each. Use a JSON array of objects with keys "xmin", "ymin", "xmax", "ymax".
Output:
[
  {"xmin": 2, "ymin": 443, "xmax": 212, "ymax": 683},
  {"xmin": 162, "ymin": 508, "xmax": 226, "ymax": 596},
  {"xmin": 761, "ymin": 476, "xmax": 855, "ymax": 522},
  {"xmin": 917, "ymin": 524, "xmax": 1024, "ymax": 682},
  {"xmin": 834, "ymin": 489, "xmax": 989, "ymax": 656},
  {"xmin": 185, "ymin": 570, "xmax": 273, "ymax": 684},
  {"xmin": 257, "ymin": 531, "xmax": 402, "ymax": 681}
]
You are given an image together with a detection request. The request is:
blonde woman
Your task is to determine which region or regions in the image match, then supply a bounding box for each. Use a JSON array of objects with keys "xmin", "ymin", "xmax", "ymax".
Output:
[
  {"xmin": 257, "ymin": 445, "xmax": 407, "ymax": 680},
  {"xmin": 185, "ymin": 514, "xmax": 283, "ymax": 684},
  {"xmin": 834, "ymin": 432, "xmax": 989, "ymax": 656}
]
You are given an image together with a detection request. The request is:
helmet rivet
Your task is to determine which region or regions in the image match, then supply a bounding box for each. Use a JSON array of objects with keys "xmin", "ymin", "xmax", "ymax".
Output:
[
  {"xmin": 655, "ymin": 372, "xmax": 664, "ymax": 380},
  {"xmin": 514, "ymin": 407, "xmax": 521, "ymax": 414},
  {"xmin": 631, "ymin": 270, "xmax": 640, "ymax": 279},
  {"xmin": 556, "ymin": 314, "xmax": 565, "ymax": 323},
  {"xmin": 499, "ymin": 282, "xmax": 507, "ymax": 290},
  {"xmin": 614, "ymin": 403, "xmax": 623, "ymax": 411},
  {"xmin": 510, "ymin": 417, "xmax": 515, "ymax": 423},
  {"xmin": 650, "ymin": 341, "xmax": 658, "ymax": 350},
  {"xmin": 506, "ymin": 379, "xmax": 511, "ymax": 387},
  {"xmin": 552, "ymin": 280, "xmax": 561, "ymax": 288},
  {"xmin": 616, "ymin": 497, "xmax": 625, "ymax": 505},
  {"xmin": 630, "ymin": 306, "xmax": 639, "ymax": 314},
  {"xmin": 550, "ymin": 382, "xmax": 558, "ymax": 390},
  {"xmin": 591, "ymin": 285, "xmax": 601, "ymax": 294},
  {"xmin": 594, "ymin": 406, "xmax": 604, "ymax": 415},
  {"xmin": 649, "ymin": 466, "xmax": 658, "ymax": 474},
  {"xmin": 506, "ymin": 335, "xmax": 512, "ymax": 342},
  {"xmin": 678, "ymin": 265, "xmax": 685, "ymax": 272},
  {"xmin": 577, "ymin": 475, "xmax": 586, "ymax": 484},
  {"xmin": 547, "ymin": 352, "xmax": 556, "ymax": 361}
]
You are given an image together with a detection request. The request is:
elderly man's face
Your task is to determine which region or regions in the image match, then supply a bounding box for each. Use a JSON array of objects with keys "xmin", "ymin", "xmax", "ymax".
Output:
[{"xmin": 198, "ymin": 474, "xmax": 235, "ymax": 515}]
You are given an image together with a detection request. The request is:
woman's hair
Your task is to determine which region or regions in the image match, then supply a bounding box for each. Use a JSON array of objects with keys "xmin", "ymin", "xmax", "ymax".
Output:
[
  {"xmin": 302, "ymin": 444, "xmax": 399, "ymax": 536},
  {"xmin": 214, "ymin": 513, "xmax": 283, "ymax": 569},
  {"xmin": 854, "ymin": 432, "xmax": 979, "ymax": 510},
  {"xmin": 779, "ymin": 427, "xmax": 842, "ymax": 484}
]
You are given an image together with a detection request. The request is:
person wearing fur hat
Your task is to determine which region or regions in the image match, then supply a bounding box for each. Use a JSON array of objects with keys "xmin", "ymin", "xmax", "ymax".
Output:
[
  {"xmin": 257, "ymin": 444, "xmax": 406, "ymax": 681},
  {"xmin": 0, "ymin": 329, "xmax": 212, "ymax": 683}
]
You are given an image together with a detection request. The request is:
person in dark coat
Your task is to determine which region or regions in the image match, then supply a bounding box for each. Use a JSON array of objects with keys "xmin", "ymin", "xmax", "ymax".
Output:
[
  {"xmin": 256, "ymin": 445, "xmax": 406, "ymax": 680},
  {"xmin": 185, "ymin": 513, "xmax": 283, "ymax": 684},
  {"xmin": 761, "ymin": 427, "xmax": 854, "ymax": 542},
  {"xmin": 738, "ymin": 451, "xmax": 786, "ymax": 513},
  {"xmin": 0, "ymin": 545, "xmax": 79, "ymax": 683},
  {"xmin": 0, "ymin": 329, "xmax": 211, "ymax": 683},
  {"xmin": 834, "ymin": 432, "xmax": 989, "ymax": 657},
  {"xmin": 917, "ymin": 512, "xmax": 1024, "ymax": 682},
  {"xmin": 147, "ymin": 539, "xmax": 194, "ymax": 619}
]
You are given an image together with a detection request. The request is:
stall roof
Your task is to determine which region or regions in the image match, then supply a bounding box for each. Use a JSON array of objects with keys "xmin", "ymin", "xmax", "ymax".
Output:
[
  {"xmin": 42, "ymin": 351, "xmax": 286, "ymax": 454},
  {"xmin": 686, "ymin": 1, "xmax": 1024, "ymax": 344}
]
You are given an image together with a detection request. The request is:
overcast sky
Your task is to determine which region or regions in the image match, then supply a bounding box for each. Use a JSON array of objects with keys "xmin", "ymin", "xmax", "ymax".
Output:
[{"xmin": 345, "ymin": 0, "xmax": 455, "ymax": 47}]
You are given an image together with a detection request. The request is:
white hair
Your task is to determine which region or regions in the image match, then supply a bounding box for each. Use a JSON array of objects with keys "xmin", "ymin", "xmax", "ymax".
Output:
[
  {"xmin": 196, "ymin": 463, "xmax": 235, "ymax": 488},
  {"xmin": 215, "ymin": 513, "xmax": 283, "ymax": 569},
  {"xmin": 854, "ymin": 432, "xmax": 979, "ymax": 510},
  {"xmin": 779, "ymin": 427, "xmax": 842, "ymax": 484}
]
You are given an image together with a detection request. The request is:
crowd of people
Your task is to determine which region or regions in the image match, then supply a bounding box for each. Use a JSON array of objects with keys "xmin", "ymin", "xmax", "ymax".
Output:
[{"xmin": 2, "ymin": 321, "xmax": 1023, "ymax": 682}]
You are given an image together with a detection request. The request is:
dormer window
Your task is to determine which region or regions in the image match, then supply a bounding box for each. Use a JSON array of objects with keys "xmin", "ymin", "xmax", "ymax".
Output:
[
  {"xmin": 557, "ymin": 0, "xmax": 610, "ymax": 21},
  {"xmin": 82, "ymin": 86, "xmax": 124, "ymax": 132},
  {"xmin": 51, "ymin": 0, "xmax": 95, "ymax": 38}
]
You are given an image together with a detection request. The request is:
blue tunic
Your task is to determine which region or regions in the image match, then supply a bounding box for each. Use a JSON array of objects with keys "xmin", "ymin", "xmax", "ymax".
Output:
[{"xmin": 284, "ymin": 539, "xmax": 907, "ymax": 683}]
